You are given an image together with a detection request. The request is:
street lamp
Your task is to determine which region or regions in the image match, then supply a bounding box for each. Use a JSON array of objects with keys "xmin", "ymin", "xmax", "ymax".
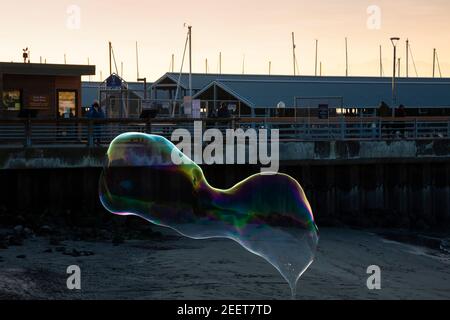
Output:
[
  {"xmin": 390, "ymin": 37, "xmax": 400, "ymax": 117},
  {"xmin": 137, "ymin": 77, "xmax": 147, "ymax": 100}
]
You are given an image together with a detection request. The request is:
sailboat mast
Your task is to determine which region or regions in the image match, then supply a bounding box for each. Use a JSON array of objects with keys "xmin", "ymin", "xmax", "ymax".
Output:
[
  {"xmin": 136, "ymin": 41, "xmax": 140, "ymax": 79},
  {"xmin": 315, "ymin": 40, "xmax": 318, "ymax": 76},
  {"xmin": 109, "ymin": 41, "xmax": 112, "ymax": 75},
  {"xmin": 292, "ymin": 32, "xmax": 297, "ymax": 76},
  {"xmin": 345, "ymin": 37, "xmax": 348, "ymax": 77},
  {"xmin": 406, "ymin": 39, "xmax": 409, "ymax": 78},
  {"xmin": 188, "ymin": 25, "xmax": 192, "ymax": 97},
  {"xmin": 433, "ymin": 48, "xmax": 436, "ymax": 78},
  {"xmin": 379, "ymin": 45, "xmax": 383, "ymax": 77}
]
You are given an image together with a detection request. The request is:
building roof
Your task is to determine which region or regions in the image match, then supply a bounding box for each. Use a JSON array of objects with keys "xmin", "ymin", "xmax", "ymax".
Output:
[
  {"xmin": 193, "ymin": 76, "xmax": 450, "ymax": 108},
  {"xmin": 0, "ymin": 62, "xmax": 95, "ymax": 77},
  {"xmin": 128, "ymin": 82, "xmax": 153, "ymax": 99},
  {"xmin": 81, "ymin": 81, "xmax": 152, "ymax": 107},
  {"xmin": 152, "ymin": 73, "xmax": 218, "ymax": 90},
  {"xmin": 152, "ymin": 72, "xmax": 361, "ymax": 90}
]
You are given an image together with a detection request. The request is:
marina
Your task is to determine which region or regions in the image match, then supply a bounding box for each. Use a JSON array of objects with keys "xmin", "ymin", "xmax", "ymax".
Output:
[
  {"xmin": 0, "ymin": 57, "xmax": 449, "ymax": 229},
  {"xmin": 1, "ymin": 0, "xmax": 450, "ymax": 303}
]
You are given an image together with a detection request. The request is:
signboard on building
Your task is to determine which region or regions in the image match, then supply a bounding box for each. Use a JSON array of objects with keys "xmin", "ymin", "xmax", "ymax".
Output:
[
  {"xmin": 141, "ymin": 99, "xmax": 153, "ymax": 110},
  {"xmin": 28, "ymin": 95, "xmax": 50, "ymax": 109}
]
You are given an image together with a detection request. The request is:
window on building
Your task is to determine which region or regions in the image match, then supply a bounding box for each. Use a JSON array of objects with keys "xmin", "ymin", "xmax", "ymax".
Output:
[
  {"xmin": 58, "ymin": 91, "xmax": 77, "ymax": 118},
  {"xmin": 2, "ymin": 90, "xmax": 22, "ymax": 111}
]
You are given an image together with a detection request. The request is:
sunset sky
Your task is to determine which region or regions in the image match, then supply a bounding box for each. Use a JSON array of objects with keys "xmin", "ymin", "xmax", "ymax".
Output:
[{"xmin": 1, "ymin": 0, "xmax": 450, "ymax": 81}]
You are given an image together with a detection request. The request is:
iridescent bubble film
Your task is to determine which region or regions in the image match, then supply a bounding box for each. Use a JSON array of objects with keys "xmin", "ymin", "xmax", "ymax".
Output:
[{"xmin": 99, "ymin": 133, "xmax": 319, "ymax": 298}]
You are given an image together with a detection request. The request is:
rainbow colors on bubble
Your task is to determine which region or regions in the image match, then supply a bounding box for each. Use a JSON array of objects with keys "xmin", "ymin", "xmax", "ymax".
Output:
[{"xmin": 99, "ymin": 133, "xmax": 319, "ymax": 298}]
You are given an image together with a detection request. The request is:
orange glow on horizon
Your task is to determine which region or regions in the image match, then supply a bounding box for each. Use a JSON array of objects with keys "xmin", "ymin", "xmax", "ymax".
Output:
[{"xmin": 1, "ymin": 0, "xmax": 449, "ymax": 81}]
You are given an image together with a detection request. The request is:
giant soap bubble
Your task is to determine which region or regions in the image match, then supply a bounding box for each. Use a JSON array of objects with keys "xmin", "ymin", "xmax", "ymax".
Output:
[{"xmin": 99, "ymin": 133, "xmax": 319, "ymax": 298}]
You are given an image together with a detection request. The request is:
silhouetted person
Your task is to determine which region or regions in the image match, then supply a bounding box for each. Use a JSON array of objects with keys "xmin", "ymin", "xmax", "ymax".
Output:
[
  {"xmin": 87, "ymin": 100, "xmax": 105, "ymax": 145},
  {"xmin": 396, "ymin": 104, "xmax": 407, "ymax": 138},
  {"xmin": 378, "ymin": 101, "xmax": 392, "ymax": 138},
  {"xmin": 396, "ymin": 104, "xmax": 406, "ymax": 118},
  {"xmin": 218, "ymin": 103, "xmax": 231, "ymax": 118},
  {"xmin": 208, "ymin": 106, "xmax": 216, "ymax": 118},
  {"xmin": 378, "ymin": 101, "xmax": 391, "ymax": 118},
  {"xmin": 88, "ymin": 101, "xmax": 105, "ymax": 119}
]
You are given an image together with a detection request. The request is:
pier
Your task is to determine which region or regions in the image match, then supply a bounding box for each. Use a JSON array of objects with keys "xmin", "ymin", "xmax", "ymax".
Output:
[
  {"xmin": 0, "ymin": 117, "xmax": 449, "ymax": 169},
  {"xmin": 1, "ymin": 63, "xmax": 449, "ymax": 230},
  {"xmin": 0, "ymin": 117, "xmax": 449, "ymax": 230}
]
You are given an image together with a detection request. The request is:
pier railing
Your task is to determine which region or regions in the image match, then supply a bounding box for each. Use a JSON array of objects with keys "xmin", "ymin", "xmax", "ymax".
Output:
[
  {"xmin": 0, "ymin": 117, "xmax": 449, "ymax": 147},
  {"xmin": 101, "ymin": 98, "xmax": 244, "ymax": 119}
]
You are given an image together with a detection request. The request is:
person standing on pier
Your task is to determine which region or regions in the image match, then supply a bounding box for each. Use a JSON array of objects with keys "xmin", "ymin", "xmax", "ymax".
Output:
[
  {"xmin": 87, "ymin": 100, "xmax": 105, "ymax": 145},
  {"xmin": 378, "ymin": 101, "xmax": 392, "ymax": 138},
  {"xmin": 218, "ymin": 103, "xmax": 231, "ymax": 118},
  {"xmin": 396, "ymin": 104, "xmax": 407, "ymax": 138}
]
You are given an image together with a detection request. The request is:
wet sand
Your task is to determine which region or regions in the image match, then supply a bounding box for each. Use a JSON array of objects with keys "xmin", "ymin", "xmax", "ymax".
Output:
[{"xmin": 0, "ymin": 228, "xmax": 449, "ymax": 300}]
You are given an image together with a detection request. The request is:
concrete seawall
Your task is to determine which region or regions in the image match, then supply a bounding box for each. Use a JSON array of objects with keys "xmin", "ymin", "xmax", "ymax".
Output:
[
  {"xmin": 0, "ymin": 139, "xmax": 449, "ymax": 230},
  {"xmin": 281, "ymin": 140, "xmax": 450, "ymax": 161},
  {"xmin": 0, "ymin": 139, "xmax": 449, "ymax": 169},
  {"xmin": 0, "ymin": 163, "xmax": 448, "ymax": 230}
]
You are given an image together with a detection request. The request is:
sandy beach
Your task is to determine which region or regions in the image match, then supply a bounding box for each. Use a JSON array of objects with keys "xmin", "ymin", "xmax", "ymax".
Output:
[{"xmin": 0, "ymin": 227, "xmax": 449, "ymax": 300}]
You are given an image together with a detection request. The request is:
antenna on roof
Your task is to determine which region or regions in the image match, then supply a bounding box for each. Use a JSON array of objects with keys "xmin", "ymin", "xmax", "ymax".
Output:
[
  {"xmin": 64, "ymin": 54, "xmax": 67, "ymax": 64},
  {"xmin": 269, "ymin": 61, "xmax": 272, "ymax": 75},
  {"xmin": 219, "ymin": 52, "xmax": 222, "ymax": 75},
  {"xmin": 205, "ymin": 58, "xmax": 208, "ymax": 74},
  {"xmin": 320, "ymin": 62, "xmax": 323, "ymax": 76},
  {"xmin": 121, "ymin": 61, "xmax": 124, "ymax": 78},
  {"xmin": 22, "ymin": 47, "xmax": 29, "ymax": 64},
  {"xmin": 398, "ymin": 58, "xmax": 401, "ymax": 77}
]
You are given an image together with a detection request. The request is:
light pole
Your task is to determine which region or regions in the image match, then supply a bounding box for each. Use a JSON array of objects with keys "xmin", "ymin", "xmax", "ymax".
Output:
[
  {"xmin": 188, "ymin": 25, "xmax": 192, "ymax": 97},
  {"xmin": 138, "ymin": 77, "xmax": 147, "ymax": 100},
  {"xmin": 390, "ymin": 37, "xmax": 400, "ymax": 117}
]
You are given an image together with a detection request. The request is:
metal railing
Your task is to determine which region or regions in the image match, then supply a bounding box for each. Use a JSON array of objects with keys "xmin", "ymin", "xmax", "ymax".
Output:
[
  {"xmin": 240, "ymin": 117, "xmax": 450, "ymax": 141},
  {"xmin": 0, "ymin": 117, "xmax": 449, "ymax": 148},
  {"xmin": 102, "ymin": 98, "xmax": 243, "ymax": 119},
  {"xmin": 93, "ymin": 97, "xmax": 450, "ymax": 120}
]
